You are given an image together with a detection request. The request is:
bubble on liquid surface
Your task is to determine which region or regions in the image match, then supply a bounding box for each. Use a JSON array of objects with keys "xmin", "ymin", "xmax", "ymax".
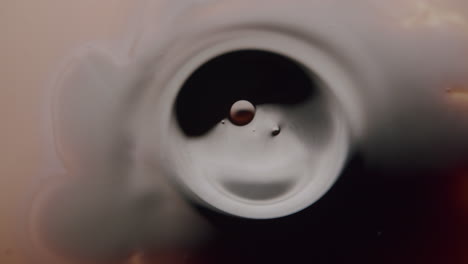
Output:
[
  {"xmin": 272, "ymin": 126, "xmax": 281, "ymax": 136},
  {"xmin": 229, "ymin": 100, "xmax": 255, "ymax": 126}
]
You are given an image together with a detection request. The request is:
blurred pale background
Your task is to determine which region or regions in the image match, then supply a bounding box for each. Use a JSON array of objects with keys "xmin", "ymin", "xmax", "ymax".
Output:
[{"xmin": 0, "ymin": 1, "xmax": 135, "ymax": 263}]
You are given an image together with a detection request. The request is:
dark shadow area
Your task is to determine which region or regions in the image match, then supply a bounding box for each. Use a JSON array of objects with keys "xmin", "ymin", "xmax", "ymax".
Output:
[
  {"xmin": 186, "ymin": 154, "xmax": 464, "ymax": 264},
  {"xmin": 175, "ymin": 50, "xmax": 316, "ymax": 137}
]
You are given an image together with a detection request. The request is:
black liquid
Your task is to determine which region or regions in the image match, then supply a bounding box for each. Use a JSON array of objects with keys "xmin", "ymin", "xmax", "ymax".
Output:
[{"xmin": 175, "ymin": 50, "xmax": 316, "ymax": 137}]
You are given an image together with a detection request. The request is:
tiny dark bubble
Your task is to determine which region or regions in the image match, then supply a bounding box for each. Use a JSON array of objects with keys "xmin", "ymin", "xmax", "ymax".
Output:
[{"xmin": 271, "ymin": 126, "xmax": 281, "ymax": 136}]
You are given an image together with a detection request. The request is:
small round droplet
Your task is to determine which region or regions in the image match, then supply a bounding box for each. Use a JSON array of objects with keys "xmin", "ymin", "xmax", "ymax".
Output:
[
  {"xmin": 229, "ymin": 100, "xmax": 255, "ymax": 126},
  {"xmin": 221, "ymin": 120, "xmax": 225, "ymax": 125},
  {"xmin": 272, "ymin": 126, "xmax": 281, "ymax": 136}
]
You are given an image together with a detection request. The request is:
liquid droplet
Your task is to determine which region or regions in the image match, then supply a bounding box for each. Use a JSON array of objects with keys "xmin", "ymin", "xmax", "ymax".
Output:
[
  {"xmin": 221, "ymin": 120, "xmax": 225, "ymax": 125},
  {"xmin": 272, "ymin": 126, "xmax": 281, "ymax": 136},
  {"xmin": 229, "ymin": 100, "xmax": 255, "ymax": 126}
]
